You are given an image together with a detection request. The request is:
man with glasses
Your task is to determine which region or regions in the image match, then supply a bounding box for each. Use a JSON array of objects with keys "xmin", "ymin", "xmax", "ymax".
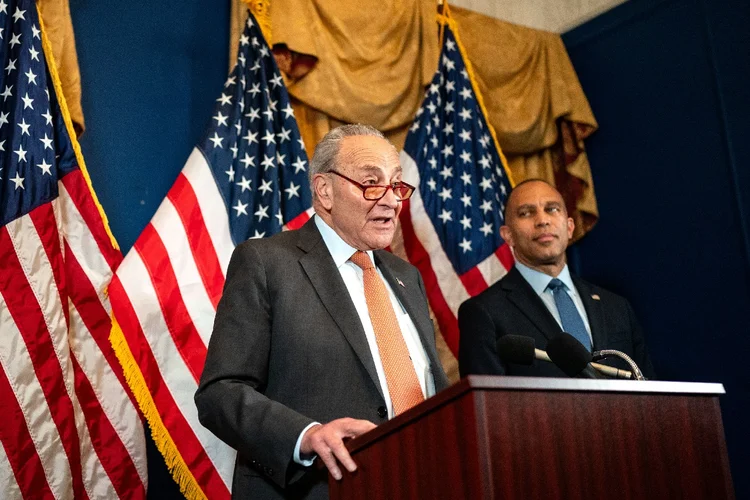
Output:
[{"xmin": 196, "ymin": 124, "xmax": 449, "ymax": 500}]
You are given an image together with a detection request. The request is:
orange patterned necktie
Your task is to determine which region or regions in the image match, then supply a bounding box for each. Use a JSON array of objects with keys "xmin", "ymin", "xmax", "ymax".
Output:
[{"xmin": 350, "ymin": 251, "xmax": 424, "ymax": 415}]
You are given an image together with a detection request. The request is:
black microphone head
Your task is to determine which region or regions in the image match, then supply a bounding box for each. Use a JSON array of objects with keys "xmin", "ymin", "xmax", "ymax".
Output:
[
  {"xmin": 546, "ymin": 333, "xmax": 593, "ymax": 377},
  {"xmin": 496, "ymin": 335, "xmax": 536, "ymax": 366}
]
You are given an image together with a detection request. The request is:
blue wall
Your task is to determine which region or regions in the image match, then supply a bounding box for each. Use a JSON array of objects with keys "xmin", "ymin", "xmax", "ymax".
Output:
[
  {"xmin": 71, "ymin": 0, "xmax": 229, "ymax": 253},
  {"xmin": 70, "ymin": 1, "xmax": 229, "ymax": 497},
  {"xmin": 563, "ymin": 0, "xmax": 750, "ymax": 497}
]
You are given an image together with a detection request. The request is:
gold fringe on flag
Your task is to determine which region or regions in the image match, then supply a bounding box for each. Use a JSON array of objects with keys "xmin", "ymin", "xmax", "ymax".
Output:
[
  {"xmin": 109, "ymin": 318, "xmax": 208, "ymax": 500},
  {"xmin": 36, "ymin": 4, "xmax": 120, "ymax": 250}
]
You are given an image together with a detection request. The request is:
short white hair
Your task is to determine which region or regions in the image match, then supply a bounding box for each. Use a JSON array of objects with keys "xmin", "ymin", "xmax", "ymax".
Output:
[{"xmin": 309, "ymin": 124, "xmax": 387, "ymax": 186}]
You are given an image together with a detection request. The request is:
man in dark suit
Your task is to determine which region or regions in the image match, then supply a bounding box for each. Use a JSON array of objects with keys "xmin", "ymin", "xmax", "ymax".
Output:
[
  {"xmin": 195, "ymin": 124, "xmax": 449, "ymax": 499},
  {"xmin": 458, "ymin": 179, "xmax": 653, "ymax": 379}
]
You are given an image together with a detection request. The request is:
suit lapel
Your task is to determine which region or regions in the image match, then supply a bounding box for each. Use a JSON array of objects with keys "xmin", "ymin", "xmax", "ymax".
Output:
[
  {"xmin": 573, "ymin": 276, "xmax": 606, "ymax": 350},
  {"xmin": 503, "ymin": 267, "xmax": 561, "ymax": 341},
  {"xmin": 296, "ymin": 221, "xmax": 383, "ymax": 399}
]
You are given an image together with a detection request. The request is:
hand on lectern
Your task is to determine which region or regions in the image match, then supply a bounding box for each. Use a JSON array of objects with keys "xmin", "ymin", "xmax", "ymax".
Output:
[{"xmin": 300, "ymin": 417, "xmax": 376, "ymax": 480}]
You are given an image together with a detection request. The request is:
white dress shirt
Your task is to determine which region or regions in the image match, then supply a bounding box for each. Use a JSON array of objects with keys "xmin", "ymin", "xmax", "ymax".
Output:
[
  {"xmin": 514, "ymin": 261, "xmax": 593, "ymax": 344},
  {"xmin": 293, "ymin": 215, "xmax": 433, "ymax": 464}
]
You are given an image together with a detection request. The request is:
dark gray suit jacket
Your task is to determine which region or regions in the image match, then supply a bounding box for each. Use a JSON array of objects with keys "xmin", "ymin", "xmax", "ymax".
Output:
[
  {"xmin": 195, "ymin": 218, "xmax": 449, "ymax": 499},
  {"xmin": 458, "ymin": 266, "xmax": 654, "ymax": 379}
]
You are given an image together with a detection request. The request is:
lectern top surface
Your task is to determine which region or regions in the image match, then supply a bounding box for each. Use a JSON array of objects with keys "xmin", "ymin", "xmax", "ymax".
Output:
[{"xmin": 464, "ymin": 375, "xmax": 725, "ymax": 395}]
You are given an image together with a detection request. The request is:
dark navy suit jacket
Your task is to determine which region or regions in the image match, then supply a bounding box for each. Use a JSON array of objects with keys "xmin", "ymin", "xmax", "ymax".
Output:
[{"xmin": 458, "ymin": 266, "xmax": 654, "ymax": 379}]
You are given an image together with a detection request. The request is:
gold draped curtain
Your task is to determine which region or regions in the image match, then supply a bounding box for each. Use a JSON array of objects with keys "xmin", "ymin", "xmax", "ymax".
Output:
[
  {"xmin": 232, "ymin": 1, "xmax": 599, "ymax": 241},
  {"xmin": 37, "ymin": 0, "xmax": 85, "ymax": 135},
  {"xmin": 235, "ymin": 0, "xmax": 600, "ymax": 381}
]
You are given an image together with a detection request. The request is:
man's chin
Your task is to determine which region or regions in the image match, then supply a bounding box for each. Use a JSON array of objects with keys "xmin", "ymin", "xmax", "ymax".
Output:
[
  {"xmin": 518, "ymin": 250, "xmax": 565, "ymax": 268},
  {"xmin": 362, "ymin": 232, "xmax": 396, "ymax": 250},
  {"xmin": 534, "ymin": 254, "xmax": 565, "ymax": 267}
]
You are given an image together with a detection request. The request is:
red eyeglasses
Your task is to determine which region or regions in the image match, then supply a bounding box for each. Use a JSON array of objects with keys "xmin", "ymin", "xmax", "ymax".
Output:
[{"xmin": 328, "ymin": 170, "xmax": 416, "ymax": 201}]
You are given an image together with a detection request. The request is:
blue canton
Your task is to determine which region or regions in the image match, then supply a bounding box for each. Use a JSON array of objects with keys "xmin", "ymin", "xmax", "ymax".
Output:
[
  {"xmin": 0, "ymin": 0, "xmax": 77, "ymax": 226},
  {"xmin": 402, "ymin": 26, "xmax": 511, "ymax": 275},
  {"xmin": 198, "ymin": 12, "xmax": 311, "ymax": 245}
]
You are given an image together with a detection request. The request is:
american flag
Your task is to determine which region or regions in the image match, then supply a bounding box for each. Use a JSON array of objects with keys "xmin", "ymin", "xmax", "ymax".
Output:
[
  {"xmin": 0, "ymin": 0, "xmax": 147, "ymax": 498},
  {"xmin": 108, "ymin": 11, "xmax": 312, "ymax": 499},
  {"xmin": 400, "ymin": 19, "xmax": 514, "ymax": 356}
]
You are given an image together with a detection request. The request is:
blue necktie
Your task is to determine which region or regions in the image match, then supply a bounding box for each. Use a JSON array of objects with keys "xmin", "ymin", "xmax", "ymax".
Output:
[{"xmin": 547, "ymin": 278, "xmax": 592, "ymax": 351}]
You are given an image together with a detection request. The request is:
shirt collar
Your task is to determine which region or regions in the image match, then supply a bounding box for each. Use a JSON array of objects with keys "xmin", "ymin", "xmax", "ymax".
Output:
[
  {"xmin": 314, "ymin": 215, "xmax": 375, "ymax": 268},
  {"xmin": 514, "ymin": 261, "xmax": 575, "ymax": 295}
]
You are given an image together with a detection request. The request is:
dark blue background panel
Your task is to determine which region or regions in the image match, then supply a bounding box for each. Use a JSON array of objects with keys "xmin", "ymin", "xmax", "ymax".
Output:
[
  {"xmin": 564, "ymin": 0, "xmax": 750, "ymax": 497},
  {"xmin": 71, "ymin": 0, "xmax": 229, "ymax": 253}
]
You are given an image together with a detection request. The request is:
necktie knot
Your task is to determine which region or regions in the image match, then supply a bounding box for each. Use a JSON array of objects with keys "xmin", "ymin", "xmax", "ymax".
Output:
[
  {"xmin": 350, "ymin": 250, "xmax": 375, "ymax": 271},
  {"xmin": 547, "ymin": 278, "xmax": 565, "ymax": 292}
]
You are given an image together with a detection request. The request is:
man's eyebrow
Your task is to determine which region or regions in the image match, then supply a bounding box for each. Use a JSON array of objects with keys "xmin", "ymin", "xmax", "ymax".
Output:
[
  {"xmin": 356, "ymin": 165, "xmax": 381, "ymax": 174},
  {"xmin": 357, "ymin": 165, "xmax": 403, "ymax": 176},
  {"xmin": 515, "ymin": 203, "xmax": 536, "ymax": 212}
]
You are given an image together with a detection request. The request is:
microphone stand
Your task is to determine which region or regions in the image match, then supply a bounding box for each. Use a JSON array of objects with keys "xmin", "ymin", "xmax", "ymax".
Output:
[{"xmin": 592, "ymin": 350, "xmax": 646, "ymax": 381}]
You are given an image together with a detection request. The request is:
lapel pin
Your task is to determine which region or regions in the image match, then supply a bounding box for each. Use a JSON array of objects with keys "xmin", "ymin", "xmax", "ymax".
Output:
[
  {"xmin": 591, "ymin": 294, "xmax": 601, "ymax": 301},
  {"xmin": 396, "ymin": 278, "xmax": 405, "ymax": 288}
]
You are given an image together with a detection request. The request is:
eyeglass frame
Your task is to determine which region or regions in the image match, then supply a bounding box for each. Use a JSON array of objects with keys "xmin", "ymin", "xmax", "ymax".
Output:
[{"xmin": 327, "ymin": 170, "xmax": 416, "ymax": 201}]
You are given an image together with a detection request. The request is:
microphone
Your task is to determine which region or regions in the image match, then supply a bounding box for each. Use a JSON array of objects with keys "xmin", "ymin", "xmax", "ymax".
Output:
[
  {"xmin": 496, "ymin": 335, "xmax": 553, "ymax": 366},
  {"xmin": 496, "ymin": 335, "xmax": 536, "ymax": 365},
  {"xmin": 496, "ymin": 334, "xmax": 633, "ymax": 379},
  {"xmin": 546, "ymin": 333, "xmax": 606, "ymax": 379}
]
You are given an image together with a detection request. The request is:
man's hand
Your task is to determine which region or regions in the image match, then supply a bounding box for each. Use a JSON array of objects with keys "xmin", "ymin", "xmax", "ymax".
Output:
[{"xmin": 300, "ymin": 418, "xmax": 376, "ymax": 480}]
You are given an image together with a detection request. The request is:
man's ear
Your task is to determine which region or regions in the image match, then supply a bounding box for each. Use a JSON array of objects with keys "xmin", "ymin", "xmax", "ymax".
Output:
[
  {"xmin": 566, "ymin": 217, "xmax": 575, "ymax": 239},
  {"xmin": 500, "ymin": 225, "xmax": 513, "ymax": 246},
  {"xmin": 313, "ymin": 173, "xmax": 334, "ymax": 211}
]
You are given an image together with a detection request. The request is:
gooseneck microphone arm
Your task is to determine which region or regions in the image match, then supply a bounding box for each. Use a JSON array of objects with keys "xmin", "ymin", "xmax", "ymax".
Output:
[{"xmin": 592, "ymin": 349, "xmax": 646, "ymax": 381}]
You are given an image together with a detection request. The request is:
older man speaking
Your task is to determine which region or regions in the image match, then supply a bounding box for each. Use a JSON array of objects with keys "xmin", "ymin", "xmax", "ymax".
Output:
[{"xmin": 196, "ymin": 124, "xmax": 449, "ymax": 500}]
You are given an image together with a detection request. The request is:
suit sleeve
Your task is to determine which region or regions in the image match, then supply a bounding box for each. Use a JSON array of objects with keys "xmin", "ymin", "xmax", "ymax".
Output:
[
  {"xmin": 195, "ymin": 242, "xmax": 313, "ymax": 488},
  {"xmin": 625, "ymin": 299, "xmax": 656, "ymax": 379},
  {"xmin": 458, "ymin": 298, "xmax": 507, "ymax": 377}
]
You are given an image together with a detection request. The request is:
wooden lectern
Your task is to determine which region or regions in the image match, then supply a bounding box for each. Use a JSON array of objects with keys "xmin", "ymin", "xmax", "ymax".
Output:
[{"xmin": 329, "ymin": 376, "xmax": 733, "ymax": 499}]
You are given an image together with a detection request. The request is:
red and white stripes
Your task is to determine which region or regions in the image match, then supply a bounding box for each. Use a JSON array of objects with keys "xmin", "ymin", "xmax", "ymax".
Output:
[
  {"xmin": 0, "ymin": 169, "xmax": 147, "ymax": 499},
  {"xmin": 111, "ymin": 149, "xmax": 236, "ymax": 499}
]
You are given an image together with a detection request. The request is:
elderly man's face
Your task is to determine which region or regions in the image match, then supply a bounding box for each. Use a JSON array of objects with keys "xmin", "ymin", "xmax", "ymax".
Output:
[
  {"xmin": 500, "ymin": 181, "xmax": 574, "ymax": 271},
  {"xmin": 322, "ymin": 135, "xmax": 403, "ymax": 251}
]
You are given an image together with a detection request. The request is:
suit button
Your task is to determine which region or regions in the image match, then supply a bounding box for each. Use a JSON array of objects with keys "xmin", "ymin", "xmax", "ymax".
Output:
[
  {"xmin": 377, "ymin": 406, "xmax": 387, "ymax": 418},
  {"xmin": 267, "ymin": 468, "xmax": 274, "ymax": 477}
]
